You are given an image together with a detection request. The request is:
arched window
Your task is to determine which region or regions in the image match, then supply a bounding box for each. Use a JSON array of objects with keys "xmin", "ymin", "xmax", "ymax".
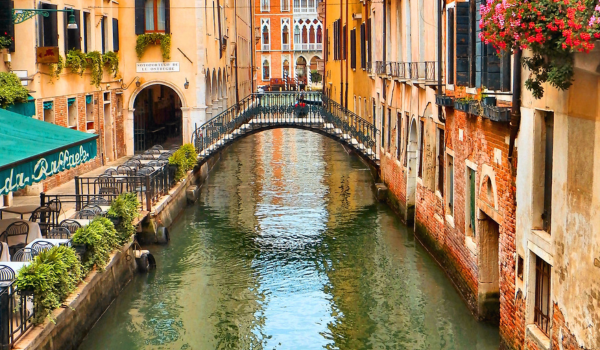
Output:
[
  {"xmin": 309, "ymin": 26, "xmax": 315, "ymax": 43},
  {"xmin": 262, "ymin": 26, "xmax": 269, "ymax": 46},
  {"xmin": 262, "ymin": 60, "xmax": 270, "ymax": 80},
  {"xmin": 283, "ymin": 59, "xmax": 290, "ymax": 78},
  {"xmin": 316, "ymin": 26, "xmax": 322, "ymax": 43},
  {"xmin": 145, "ymin": 0, "xmax": 166, "ymax": 32},
  {"xmin": 294, "ymin": 25, "xmax": 301, "ymax": 43},
  {"xmin": 302, "ymin": 26, "xmax": 308, "ymax": 44},
  {"xmin": 282, "ymin": 26, "xmax": 289, "ymax": 44}
]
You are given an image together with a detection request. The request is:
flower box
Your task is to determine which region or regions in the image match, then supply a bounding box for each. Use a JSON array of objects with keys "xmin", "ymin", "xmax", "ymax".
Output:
[
  {"xmin": 454, "ymin": 99, "xmax": 470, "ymax": 112},
  {"xmin": 482, "ymin": 96, "xmax": 496, "ymax": 106},
  {"xmin": 469, "ymin": 102, "xmax": 482, "ymax": 116},
  {"xmin": 483, "ymin": 105, "xmax": 511, "ymax": 122},
  {"xmin": 435, "ymin": 94, "xmax": 454, "ymax": 107}
]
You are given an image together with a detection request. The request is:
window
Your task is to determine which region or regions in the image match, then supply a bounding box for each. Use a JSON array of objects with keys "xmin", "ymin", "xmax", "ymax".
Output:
[
  {"xmin": 64, "ymin": 8, "xmax": 81, "ymax": 52},
  {"xmin": 517, "ymin": 255, "xmax": 524, "ymax": 281},
  {"xmin": 418, "ymin": 120, "xmax": 424, "ymax": 178},
  {"xmin": 101, "ymin": 16, "xmax": 107, "ymax": 53},
  {"xmin": 281, "ymin": 0, "xmax": 290, "ymax": 11},
  {"xmin": 67, "ymin": 98, "xmax": 77, "ymax": 130},
  {"xmin": 261, "ymin": 0, "xmax": 270, "ymax": 12},
  {"xmin": 113, "ymin": 19, "xmax": 120, "ymax": 52},
  {"xmin": 145, "ymin": 0, "xmax": 166, "ymax": 32},
  {"xmin": 447, "ymin": 8, "xmax": 454, "ymax": 85},
  {"xmin": 387, "ymin": 108, "xmax": 391, "ymax": 151},
  {"xmin": 360, "ymin": 23, "xmax": 366, "ymax": 69},
  {"xmin": 85, "ymin": 95, "xmax": 94, "ymax": 130},
  {"xmin": 367, "ymin": 17, "xmax": 372, "ymax": 65},
  {"xmin": 404, "ymin": 113, "xmax": 409, "ymax": 166},
  {"xmin": 467, "ymin": 167, "xmax": 476, "ymax": 236},
  {"xmin": 437, "ymin": 129, "xmax": 445, "ymax": 194},
  {"xmin": 262, "ymin": 26, "xmax": 270, "ymax": 50},
  {"xmin": 542, "ymin": 112, "xmax": 554, "ymax": 233},
  {"xmin": 455, "ymin": 2, "xmax": 470, "ymax": 86},
  {"xmin": 397, "ymin": 112, "xmax": 402, "ymax": 159},
  {"xmin": 350, "ymin": 29, "xmax": 356, "ymax": 69},
  {"xmin": 294, "ymin": 25, "xmax": 301, "ymax": 45},
  {"xmin": 534, "ymin": 256, "xmax": 551, "ymax": 336},
  {"xmin": 282, "ymin": 25, "xmax": 289, "ymax": 50},
  {"xmin": 262, "ymin": 60, "xmax": 270, "ymax": 80},
  {"xmin": 43, "ymin": 101, "xmax": 55, "ymax": 124},
  {"xmin": 447, "ymin": 154, "xmax": 454, "ymax": 216},
  {"xmin": 38, "ymin": 3, "xmax": 58, "ymax": 47},
  {"xmin": 317, "ymin": 26, "xmax": 322, "ymax": 43},
  {"xmin": 83, "ymin": 12, "xmax": 91, "ymax": 52},
  {"xmin": 342, "ymin": 25, "xmax": 347, "ymax": 60}
]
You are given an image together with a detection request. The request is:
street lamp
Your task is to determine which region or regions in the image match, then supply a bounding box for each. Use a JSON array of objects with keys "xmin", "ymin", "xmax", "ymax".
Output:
[
  {"xmin": 12, "ymin": 8, "xmax": 78, "ymax": 29},
  {"xmin": 67, "ymin": 12, "xmax": 77, "ymax": 30}
]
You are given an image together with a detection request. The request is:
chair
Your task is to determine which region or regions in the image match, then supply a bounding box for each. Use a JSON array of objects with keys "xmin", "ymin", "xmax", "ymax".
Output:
[
  {"xmin": 146, "ymin": 149, "xmax": 161, "ymax": 155},
  {"xmin": 75, "ymin": 209, "xmax": 96, "ymax": 219},
  {"xmin": 117, "ymin": 165, "xmax": 134, "ymax": 175},
  {"xmin": 147, "ymin": 161, "xmax": 161, "ymax": 168},
  {"xmin": 88, "ymin": 196, "xmax": 110, "ymax": 206},
  {"xmin": 150, "ymin": 144, "xmax": 164, "ymax": 150},
  {"xmin": 99, "ymin": 187, "xmax": 119, "ymax": 196},
  {"xmin": 140, "ymin": 153, "xmax": 155, "ymax": 160},
  {"xmin": 60, "ymin": 219, "xmax": 82, "ymax": 235},
  {"xmin": 31, "ymin": 241, "xmax": 54, "ymax": 255},
  {"xmin": 170, "ymin": 144, "xmax": 180, "ymax": 151},
  {"xmin": 46, "ymin": 227, "xmax": 72, "ymax": 239},
  {"xmin": 158, "ymin": 153, "xmax": 171, "ymax": 161},
  {"xmin": 104, "ymin": 168, "xmax": 118, "ymax": 176},
  {"xmin": 0, "ymin": 266, "xmax": 16, "ymax": 282},
  {"xmin": 136, "ymin": 167, "xmax": 154, "ymax": 176},
  {"xmin": 12, "ymin": 248, "xmax": 36, "ymax": 262},
  {"xmin": 4, "ymin": 221, "xmax": 30, "ymax": 245},
  {"xmin": 82, "ymin": 204, "xmax": 103, "ymax": 215},
  {"xmin": 130, "ymin": 155, "xmax": 142, "ymax": 161},
  {"xmin": 29, "ymin": 206, "xmax": 51, "ymax": 235},
  {"xmin": 127, "ymin": 159, "xmax": 142, "ymax": 168}
]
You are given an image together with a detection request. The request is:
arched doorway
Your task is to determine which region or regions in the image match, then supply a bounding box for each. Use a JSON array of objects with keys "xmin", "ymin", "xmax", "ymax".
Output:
[
  {"xmin": 296, "ymin": 56, "xmax": 307, "ymax": 86},
  {"xmin": 309, "ymin": 56, "xmax": 321, "ymax": 85},
  {"xmin": 407, "ymin": 117, "xmax": 418, "ymax": 221},
  {"xmin": 133, "ymin": 84, "xmax": 183, "ymax": 152}
]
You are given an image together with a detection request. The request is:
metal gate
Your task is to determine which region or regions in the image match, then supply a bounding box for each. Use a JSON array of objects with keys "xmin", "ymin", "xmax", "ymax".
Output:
[{"xmin": 133, "ymin": 89, "xmax": 152, "ymax": 153}]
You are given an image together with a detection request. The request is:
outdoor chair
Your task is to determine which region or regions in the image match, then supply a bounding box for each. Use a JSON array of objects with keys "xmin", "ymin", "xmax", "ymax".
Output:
[
  {"xmin": 31, "ymin": 241, "xmax": 54, "ymax": 255},
  {"xmin": 127, "ymin": 159, "xmax": 142, "ymax": 167},
  {"xmin": 158, "ymin": 153, "xmax": 171, "ymax": 161},
  {"xmin": 96, "ymin": 174, "xmax": 116, "ymax": 189},
  {"xmin": 136, "ymin": 167, "xmax": 154, "ymax": 176},
  {"xmin": 46, "ymin": 227, "xmax": 72, "ymax": 239},
  {"xmin": 59, "ymin": 219, "xmax": 81, "ymax": 235},
  {"xmin": 104, "ymin": 168, "xmax": 118, "ymax": 176},
  {"xmin": 82, "ymin": 204, "xmax": 103, "ymax": 215},
  {"xmin": 130, "ymin": 155, "xmax": 142, "ymax": 160},
  {"xmin": 147, "ymin": 161, "xmax": 161, "ymax": 167},
  {"xmin": 146, "ymin": 149, "xmax": 161, "ymax": 155},
  {"xmin": 3, "ymin": 221, "xmax": 30, "ymax": 247},
  {"xmin": 99, "ymin": 187, "xmax": 119, "ymax": 196},
  {"xmin": 151, "ymin": 144, "xmax": 164, "ymax": 150},
  {"xmin": 75, "ymin": 209, "xmax": 96, "ymax": 220},
  {"xmin": 140, "ymin": 154, "xmax": 156, "ymax": 160},
  {"xmin": 170, "ymin": 144, "xmax": 180, "ymax": 151},
  {"xmin": 12, "ymin": 248, "xmax": 36, "ymax": 262},
  {"xmin": 0, "ymin": 266, "xmax": 16, "ymax": 282},
  {"xmin": 88, "ymin": 196, "xmax": 110, "ymax": 206},
  {"xmin": 117, "ymin": 165, "xmax": 134, "ymax": 175},
  {"xmin": 29, "ymin": 206, "xmax": 51, "ymax": 235}
]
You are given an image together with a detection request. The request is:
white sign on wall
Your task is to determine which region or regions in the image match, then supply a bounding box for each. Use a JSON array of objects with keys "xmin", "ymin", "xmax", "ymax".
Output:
[{"xmin": 136, "ymin": 62, "xmax": 180, "ymax": 73}]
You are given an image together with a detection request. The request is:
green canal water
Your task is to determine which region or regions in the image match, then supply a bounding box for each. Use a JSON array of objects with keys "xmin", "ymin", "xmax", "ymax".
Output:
[{"xmin": 79, "ymin": 129, "xmax": 499, "ymax": 350}]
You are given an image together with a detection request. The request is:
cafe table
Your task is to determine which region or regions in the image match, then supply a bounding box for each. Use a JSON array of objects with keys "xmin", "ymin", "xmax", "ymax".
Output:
[
  {"xmin": 0, "ymin": 219, "xmax": 42, "ymax": 246},
  {"xmin": 0, "ymin": 205, "xmax": 40, "ymax": 219}
]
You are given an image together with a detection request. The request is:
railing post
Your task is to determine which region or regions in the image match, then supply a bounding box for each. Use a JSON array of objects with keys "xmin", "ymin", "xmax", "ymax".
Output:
[
  {"xmin": 145, "ymin": 175, "xmax": 152, "ymax": 211},
  {"xmin": 0, "ymin": 287, "xmax": 10, "ymax": 350},
  {"xmin": 40, "ymin": 192, "xmax": 46, "ymax": 207},
  {"xmin": 74, "ymin": 176, "xmax": 81, "ymax": 211}
]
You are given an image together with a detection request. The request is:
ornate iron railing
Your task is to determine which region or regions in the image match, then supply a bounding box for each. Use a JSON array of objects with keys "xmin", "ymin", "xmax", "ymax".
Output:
[
  {"xmin": 0, "ymin": 281, "xmax": 35, "ymax": 349},
  {"xmin": 191, "ymin": 92, "xmax": 379, "ymax": 164}
]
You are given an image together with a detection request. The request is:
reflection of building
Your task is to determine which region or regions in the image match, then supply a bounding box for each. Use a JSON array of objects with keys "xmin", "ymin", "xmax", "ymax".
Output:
[
  {"xmin": 254, "ymin": 0, "xmax": 323, "ymax": 90},
  {"xmin": 0, "ymin": 0, "xmax": 253, "ymax": 191}
]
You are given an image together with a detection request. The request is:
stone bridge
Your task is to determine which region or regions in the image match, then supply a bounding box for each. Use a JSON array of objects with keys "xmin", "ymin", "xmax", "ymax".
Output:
[{"xmin": 191, "ymin": 92, "xmax": 380, "ymax": 167}]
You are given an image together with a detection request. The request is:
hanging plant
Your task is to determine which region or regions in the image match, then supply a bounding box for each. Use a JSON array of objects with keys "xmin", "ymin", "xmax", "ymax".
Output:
[
  {"xmin": 86, "ymin": 51, "xmax": 104, "ymax": 88},
  {"xmin": 0, "ymin": 34, "xmax": 12, "ymax": 50},
  {"xmin": 65, "ymin": 49, "xmax": 87, "ymax": 76},
  {"xmin": 102, "ymin": 51, "xmax": 119, "ymax": 78},
  {"xmin": 48, "ymin": 55, "xmax": 64, "ymax": 81},
  {"xmin": 135, "ymin": 33, "xmax": 171, "ymax": 61},
  {"xmin": 0, "ymin": 72, "xmax": 29, "ymax": 108},
  {"xmin": 480, "ymin": 0, "xmax": 600, "ymax": 98}
]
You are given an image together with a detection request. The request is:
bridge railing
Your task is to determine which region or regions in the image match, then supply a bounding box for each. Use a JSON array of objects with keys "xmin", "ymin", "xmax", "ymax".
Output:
[{"xmin": 192, "ymin": 92, "xmax": 379, "ymax": 161}]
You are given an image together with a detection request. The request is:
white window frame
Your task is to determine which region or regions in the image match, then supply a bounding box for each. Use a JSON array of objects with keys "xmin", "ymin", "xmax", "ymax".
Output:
[{"xmin": 260, "ymin": 0, "xmax": 270, "ymax": 12}]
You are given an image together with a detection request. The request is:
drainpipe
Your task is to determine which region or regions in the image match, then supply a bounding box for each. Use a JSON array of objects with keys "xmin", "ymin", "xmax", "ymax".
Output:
[
  {"xmin": 340, "ymin": 0, "xmax": 344, "ymax": 104},
  {"xmin": 234, "ymin": 0, "xmax": 240, "ymax": 105},
  {"xmin": 323, "ymin": 0, "xmax": 328, "ymax": 98},
  {"xmin": 508, "ymin": 49, "xmax": 522, "ymax": 170},
  {"xmin": 437, "ymin": 0, "xmax": 445, "ymax": 123},
  {"xmin": 344, "ymin": 0, "xmax": 349, "ymax": 109},
  {"xmin": 250, "ymin": 0, "xmax": 255, "ymax": 92}
]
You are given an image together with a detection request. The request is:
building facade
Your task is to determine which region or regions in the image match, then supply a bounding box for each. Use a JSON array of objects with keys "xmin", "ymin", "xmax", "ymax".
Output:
[
  {"xmin": 254, "ymin": 0, "xmax": 323, "ymax": 90},
  {"xmin": 0, "ymin": 0, "xmax": 253, "ymax": 193},
  {"xmin": 324, "ymin": 0, "xmax": 600, "ymax": 349}
]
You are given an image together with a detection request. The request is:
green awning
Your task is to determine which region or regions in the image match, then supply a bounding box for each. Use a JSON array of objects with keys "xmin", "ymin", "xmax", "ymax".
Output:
[
  {"xmin": 5, "ymin": 95, "xmax": 35, "ymax": 117},
  {"xmin": 0, "ymin": 108, "xmax": 98, "ymax": 195}
]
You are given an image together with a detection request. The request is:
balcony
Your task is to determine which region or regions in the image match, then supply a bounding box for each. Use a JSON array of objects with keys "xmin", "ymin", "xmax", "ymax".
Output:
[
  {"xmin": 294, "ymin": 43, "xmax": 322, "ymax": 51},
  {"xmin": 262, "ymin": 44, "xmax": 271, "ymax": 51},
  {"xmin": 282, "ymin": 43, "xmax": 291, "ymax": 51},
  {"xmin": 376, "ymin": 61, "xmax": 409, "ymax": 80}
]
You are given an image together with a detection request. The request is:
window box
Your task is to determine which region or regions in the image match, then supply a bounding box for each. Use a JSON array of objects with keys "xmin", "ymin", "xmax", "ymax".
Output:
[
  {"xmin": 435, "ymin": 94, "xmax": 454, "ymax": 107},
  {"xmin": 454, "ymin": 98, "xmax": 470, "ymax": 113},
  {"xmin": 483, "ymin": 105, "xmax": 511, "ymax": 122},
  {"xmin": 469, "ymin": 101, "xmax": 481, "ymax": 116},
  {"xmin": 482, "ymin": 96, "xmax": 496, "ymax": 106}
]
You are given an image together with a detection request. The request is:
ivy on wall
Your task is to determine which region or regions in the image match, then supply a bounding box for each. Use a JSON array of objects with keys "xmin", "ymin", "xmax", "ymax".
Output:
[{"xmin": 135, "ymin": 33, "xmax": 171, "ymax": 61}]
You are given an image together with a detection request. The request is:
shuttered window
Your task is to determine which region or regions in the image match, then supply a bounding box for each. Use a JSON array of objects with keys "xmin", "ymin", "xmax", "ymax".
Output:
[
  {"xmin": 454, "ymin": 2, "xmax": 470, "ymax": 86},
  {"xmin": 100, "ymin": 16, "xmax": 106, "ymax": 53},
  {"xmin": 0, "ymin": 1, "xmax": 15, "ymax": 52},
  {"xmin": 360, "ymin": 23, "xmax": 366, "ymax": 69},
  {"xmin": 342, "ymin": 24, "xmax": 347, "ymax": 60},
  {"xmin": 39, "ymin": 2, "xmax": 58, "ymax": 47},
  {"xmin": 418, "ymin": 120, "xmax": 424, "ymax": 178},
  {"xmin": 447, "ymin": 8, "xmax": 454, "ymax": 85},
  {"xmin": 113, "ymin": 19, "xmax": 120, "ymax": 52},
  {"xmin": 64, "ymin": 9, "xmax": 81, "ymax": 52},
  {"xmin": 367, "ymin": 18, "xmax": 372, "ymax": 64},
  {"xmin": 135, "ymin": 0, "xmax": 171, "ymax": 35},
  {"xmin": 350, "ymin": 29, "xmax": 356, "ymax": 69}
]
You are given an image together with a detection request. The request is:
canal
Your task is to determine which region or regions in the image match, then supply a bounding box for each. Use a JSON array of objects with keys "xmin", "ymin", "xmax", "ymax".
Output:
[{"xmin": 80, "ymin": 129, "xmax": 499, "ymax": 349}]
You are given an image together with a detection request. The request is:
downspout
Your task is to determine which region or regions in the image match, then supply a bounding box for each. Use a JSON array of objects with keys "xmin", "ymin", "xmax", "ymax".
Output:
[
  {"xmin": 344, "ymin": 0, "xmax": 349, "ymax": 109},
  {"xmin": 217, "ymin": 0, "xmax": 223, "ymax": 59},
  {"xmin": 340, "ymin": 0, "xmax": 344, "ymax": 104},
  {"xmin": 249, "ymin": 0, "xmax": 255, "ymax": 92},
  {"xmin": 508, "ymin": 48, "xmax": 522, "ymax": 170},
  {"xmin": 382, "ymin": 0, "xmax": 386, "ymax": 106},
  {"xmin": 323, "ymin": 0, "xmax": 328, "ymax": 97},
  {"xmin": 234, "ymin": 0, "xmax": 240, "ymax": 105},
  {"xmin": 437, "ymin": 0, "xmax": 445, "ymax": 122}
]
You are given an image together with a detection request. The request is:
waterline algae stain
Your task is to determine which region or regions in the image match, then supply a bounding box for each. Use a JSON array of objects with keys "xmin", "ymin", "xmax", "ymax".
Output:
[{"xmin": 80, "ymin": 129, "xmax": 499, "ymax": 349}]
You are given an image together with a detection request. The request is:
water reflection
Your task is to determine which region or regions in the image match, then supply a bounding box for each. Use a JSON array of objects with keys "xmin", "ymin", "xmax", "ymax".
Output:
[{"xmin": 80, "ymin": 129, "xmax": 499, "ymax": 350}]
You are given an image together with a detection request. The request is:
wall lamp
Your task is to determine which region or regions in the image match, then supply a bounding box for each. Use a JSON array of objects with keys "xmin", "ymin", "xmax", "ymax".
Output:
[
  {"xmin": 184, "ymin": 78, "xmax": 189, "ymax": 89},
  {"xmin": 12, "ymin": 8, "xmax": 77, "ymax": 28}
]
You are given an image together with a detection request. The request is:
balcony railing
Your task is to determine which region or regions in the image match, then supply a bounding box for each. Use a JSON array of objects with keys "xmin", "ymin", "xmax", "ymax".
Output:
[
  {"xmin": 425, "ymin": 61, "xmax": 437, "ymax": 83},
  {"xmin": 366, "ymin": 61, "xmax": 373, "ymax": 74},
  {"xmin": 262, "ymin": 44, "xmax": 270, "ymax": 51},
  {"xmin": 294, "ymin": 43, "xmax": 322, "ymax": 51},
  {"xmin": 282, "ymin": 43, "xmax": 290, "ymax": 51},
  {"xmin": 375, "ymin": 61, "xmax": 440, "ymax": 84}
]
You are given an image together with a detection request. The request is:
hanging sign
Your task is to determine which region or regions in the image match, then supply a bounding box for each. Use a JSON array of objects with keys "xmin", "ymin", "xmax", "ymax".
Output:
[
  {"xmin": 36, "ymin": 47, "xmax": 59, "ymax": 64},
  {"xmin": 136, "ymin": 62, "xmax": 180, "ymax": 73}
]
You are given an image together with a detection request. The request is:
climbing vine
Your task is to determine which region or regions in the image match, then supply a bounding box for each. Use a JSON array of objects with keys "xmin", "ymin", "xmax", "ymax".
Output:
[
  {"xmin": 0, "ymin": 72, "xmax": 29, "ymax": 108},
  {"xmin": 48, "ymin": 55, "xmax": 64, "ymax": 81},
  {"xmin": 135, "ymin": 33, "xmax": 171, "ymax": 61},
  {"xmin": 86, "ymin": 51, "xmax": 104, "ymax": 88},
  {"xmin": 65, "ymin": 49, "xmax": 87, "ymax": 76},
  {"xmin": 102, "ymin": 51, "xmax": 119, "ymax": 78}
]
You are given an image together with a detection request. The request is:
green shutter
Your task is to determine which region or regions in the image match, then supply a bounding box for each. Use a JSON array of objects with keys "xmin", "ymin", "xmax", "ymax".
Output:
[
  {"xmin": 470, "ymin": 168, "xmax": 476, "ymax": 237},
  {"xmin": 455, "ymin": 2, "xmax": 470, "ymax": 86}
]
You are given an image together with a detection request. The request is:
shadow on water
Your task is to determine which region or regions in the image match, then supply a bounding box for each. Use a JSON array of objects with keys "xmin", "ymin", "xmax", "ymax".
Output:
[{"xmin": 79, "ymin": 129, "xmax": 499, "ymax": 350}]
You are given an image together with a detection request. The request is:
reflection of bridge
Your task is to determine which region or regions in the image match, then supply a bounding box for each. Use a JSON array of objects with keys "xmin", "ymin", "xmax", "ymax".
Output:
[{"xmin": 191, "ymin": 92, "xmax": 380, "ymax": 167}]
